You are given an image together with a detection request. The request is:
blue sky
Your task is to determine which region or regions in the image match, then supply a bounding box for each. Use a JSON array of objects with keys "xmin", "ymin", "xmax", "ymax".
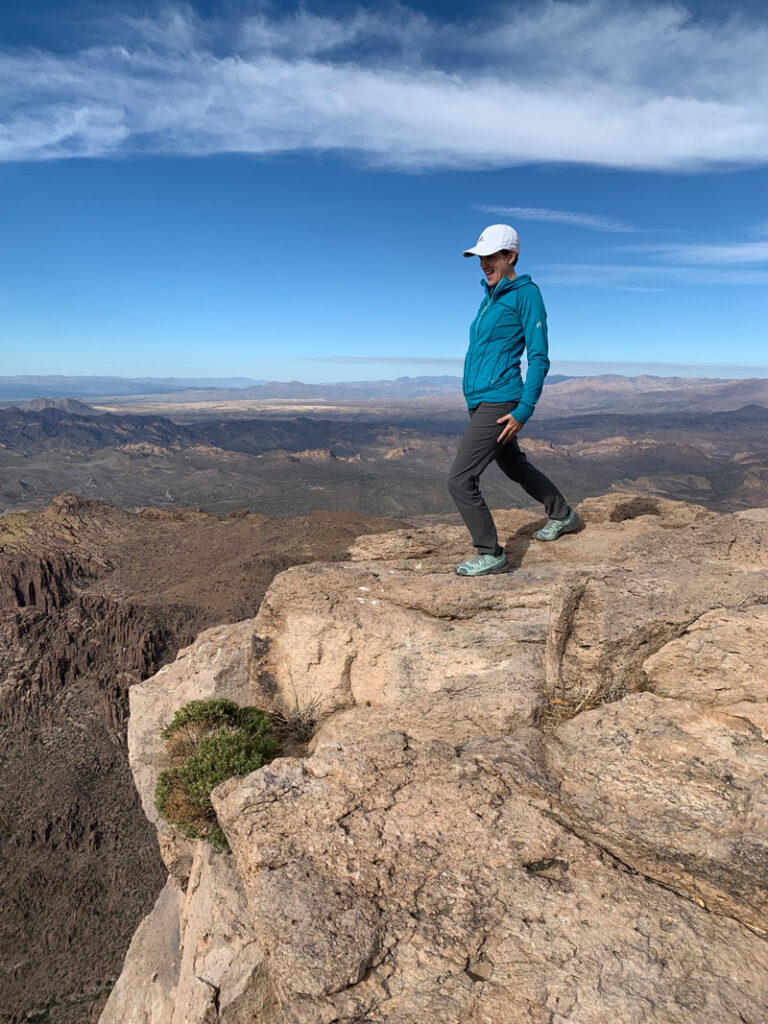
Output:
[{"xmin": 2, "ymin": 0, "xmax": 768, "ymax": 381}]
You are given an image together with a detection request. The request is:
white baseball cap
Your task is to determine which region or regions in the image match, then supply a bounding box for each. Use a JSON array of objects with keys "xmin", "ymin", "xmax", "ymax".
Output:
[{"xmin": 462, "ymin": 223, "xmax": 520, "ymax": 257}]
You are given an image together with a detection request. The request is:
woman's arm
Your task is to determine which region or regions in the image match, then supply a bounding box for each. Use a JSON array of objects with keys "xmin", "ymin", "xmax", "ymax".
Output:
[
  {"xmin": 511, "ymin": 285, "xmax": 550, "ymax": 425},
  {"xmin": 496, "ymin": 284, "xmax": 550, "ymax": 442}
]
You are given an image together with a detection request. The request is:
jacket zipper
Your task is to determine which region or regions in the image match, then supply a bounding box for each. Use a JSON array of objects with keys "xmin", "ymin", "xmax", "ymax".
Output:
[{"xmin": 468, "ymin": 288, "xmax": 496, "ymax": 393}]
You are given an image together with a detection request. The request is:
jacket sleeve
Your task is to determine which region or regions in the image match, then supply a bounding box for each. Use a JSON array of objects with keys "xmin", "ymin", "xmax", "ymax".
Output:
[{"xmin": 510, "ymin": 285, "xmax": 550, "ymax": 425}]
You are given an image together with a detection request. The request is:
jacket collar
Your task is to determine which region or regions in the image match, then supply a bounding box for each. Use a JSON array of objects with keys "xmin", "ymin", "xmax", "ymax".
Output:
[{"xmin": 482, "ymin": 274, "xmax": 531, "ymax": 299}]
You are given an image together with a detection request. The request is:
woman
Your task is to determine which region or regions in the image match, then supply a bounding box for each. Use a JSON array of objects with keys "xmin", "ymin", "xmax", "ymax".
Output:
[{"xmin": 448, "ymin": 223, "xmax": 581, "ymax": 576}]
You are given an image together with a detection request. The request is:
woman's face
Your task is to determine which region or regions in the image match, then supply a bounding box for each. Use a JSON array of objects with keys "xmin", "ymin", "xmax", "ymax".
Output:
[{"xmin": 479, "ymin": 250, "xmax": 516, "ymax": 288}]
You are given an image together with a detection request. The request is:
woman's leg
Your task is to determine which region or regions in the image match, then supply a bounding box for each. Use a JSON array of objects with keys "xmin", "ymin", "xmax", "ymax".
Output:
[
  {"xmin": 495, "ymin": 438, "xmax": 570, "ymax": 520},
  {"xmin": 448, "ymin": 403, "xmax": 510, "ymax": 554}
]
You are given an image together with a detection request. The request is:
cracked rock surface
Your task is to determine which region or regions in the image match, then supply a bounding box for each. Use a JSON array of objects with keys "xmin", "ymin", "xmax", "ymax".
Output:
[
  {"xmin": 214, "ymin": 730, "xmax": 768, "ymax": 1024},
  {"xmin": 102, "ymin": 492, "xmax": 768, "ymax": 1024}
]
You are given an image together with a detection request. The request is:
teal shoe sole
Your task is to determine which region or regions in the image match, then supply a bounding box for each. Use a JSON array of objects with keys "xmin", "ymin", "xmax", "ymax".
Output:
[{"xmin": 454, "ymin": 558, "xmax": 510, "ymax": 576}]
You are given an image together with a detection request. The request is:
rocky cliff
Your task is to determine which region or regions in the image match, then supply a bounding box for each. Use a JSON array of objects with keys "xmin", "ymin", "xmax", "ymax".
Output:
[
  {"xmin": 103, "ymin": 493, "xmax": 768, "ymax": 1024},
  {"xmin": 0, "ymin": 495, "xmax": 402, "ymax": 1024}
]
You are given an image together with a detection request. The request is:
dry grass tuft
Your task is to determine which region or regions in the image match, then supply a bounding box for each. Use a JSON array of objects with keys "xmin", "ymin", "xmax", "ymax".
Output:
[
  {"xmin": 164, "ymin": 719, "xmax": 224, "ymax": 760},
  {"xmin": 271, "ymin": 695, "xmax": 323, "ymax": 747},
  {"xmin": 159, "ymin": 772, "xmax": 215, "ymax": 837},
  {"xmin": 540, "ymin": 683, "xmax": 645, "ymax": 733}
]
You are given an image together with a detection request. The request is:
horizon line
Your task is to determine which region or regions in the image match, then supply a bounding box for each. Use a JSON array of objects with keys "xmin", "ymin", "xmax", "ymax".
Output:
[{"xmin": 4, "ymin": 360, "xmax": 768, "ymax": 383}]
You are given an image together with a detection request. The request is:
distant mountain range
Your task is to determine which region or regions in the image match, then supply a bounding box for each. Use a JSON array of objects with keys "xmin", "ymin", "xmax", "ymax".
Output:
[
  {"xmin": 3, "ymin": 399, "xmax": 767, "ymax": 456},
  {"xmin": 538, "ymin": 374, "xmax": 768, "ymax": 415},
  {"xmin": 0, "ymin": 375, "xmax": 266, "ymax": 402},
  {"xmin": 20, "ymin": 397, "xmax": 102, "ymax": 415},
  {"xmin": 0, "ymin": 404, "xmax": 375, "ymax": 455},
  {"xmin": 4, "ymin": 372, "xmax": 768, "ymax": 409},
  {"xmin": 0, "ymin": 374, "xmax": 575, "ymax": 404}
]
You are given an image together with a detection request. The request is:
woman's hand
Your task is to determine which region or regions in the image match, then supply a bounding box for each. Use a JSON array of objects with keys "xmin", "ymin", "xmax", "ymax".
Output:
[{"xmin": 496, "ymin": 412, "xmax": 523, "ymax": 444}]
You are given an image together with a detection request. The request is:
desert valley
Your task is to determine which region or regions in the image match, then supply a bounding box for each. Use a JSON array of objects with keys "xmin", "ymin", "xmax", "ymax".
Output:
[{"xmin": 2, "ymin": 373, "xmax": 768, "ymax": 519}]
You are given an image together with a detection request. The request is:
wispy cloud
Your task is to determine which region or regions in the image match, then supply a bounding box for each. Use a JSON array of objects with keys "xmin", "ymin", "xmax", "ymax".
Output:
[
  {"xmin": 299, "ymin": 357, "xmax": 768, "ymax": 377},
  {"xmin": 476, "ymin": 205, "xmax": 635, "ymax": 233},
  {"xmin": 539, "ymin": 230, "xmax": 768, "ymax": 287},
  {"xmin": 537, "ymin": 262, "xmax": 768, "ymax": 287},
  {"xmin": 2, "ymin": 2, "xmax": 768, "ymax": 169},
  {"xmin": 621, "ymin": 241, "xmax": 768, "ymax": 264},
  {"xmin": 551, "ymin": 360, "xmax": 768, "ymax": 377}
]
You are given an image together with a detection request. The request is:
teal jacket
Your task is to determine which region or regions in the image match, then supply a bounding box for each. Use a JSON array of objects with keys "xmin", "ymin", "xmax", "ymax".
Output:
[{"xmin": 462, "ymin": 274, "xmax": 550, "ymax": 424}]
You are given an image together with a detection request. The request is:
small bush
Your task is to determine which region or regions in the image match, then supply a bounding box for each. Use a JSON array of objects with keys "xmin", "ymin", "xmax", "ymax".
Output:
[
  {"xmin": 155, "ymin": 699, "xmax": 276, "ymax": 850},
  {"xmin": 161, "ymin": 698, "xmax": 272, "ymax": 740}
]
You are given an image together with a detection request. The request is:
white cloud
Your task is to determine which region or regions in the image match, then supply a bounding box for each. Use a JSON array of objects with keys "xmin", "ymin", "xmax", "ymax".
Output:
[
  {"xmin": 666, "ymin": 243, "xmax": 768, "ymax": 264},
  {"xmin": 619, "ymin": 241, "xmax": 768, "ymax": 264},
  {"xmin": 122, "ymin": 7, "xmax": 202, "ymax": 52},
  {"xmin": 476, "ymin": 205, "xmax": 634, "ymax": 232},
  {"xmin": 2, "ymin": 2, "xmax": 768, "ymax": 169},
  {"xmin": 550, "ymin": 359, "xmax": 768, "ymax": 377},
  {"xmin": 537, "ymin": 261, "xmax": 768, "ymax": 287}
]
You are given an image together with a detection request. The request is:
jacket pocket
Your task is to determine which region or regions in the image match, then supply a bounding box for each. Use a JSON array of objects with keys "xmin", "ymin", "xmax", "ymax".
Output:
[
  {"xmin": 468, "ymin": 345, "xmax": 494, "ymax": 394},
  {"xmin": 486, "ymin": 345, "xmax": 513, "ymax": 388}
]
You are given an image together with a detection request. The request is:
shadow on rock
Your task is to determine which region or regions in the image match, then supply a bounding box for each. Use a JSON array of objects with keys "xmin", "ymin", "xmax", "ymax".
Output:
[{"xmin": 502, "ymin": 518, "xmax": 540, "ymax": 568}]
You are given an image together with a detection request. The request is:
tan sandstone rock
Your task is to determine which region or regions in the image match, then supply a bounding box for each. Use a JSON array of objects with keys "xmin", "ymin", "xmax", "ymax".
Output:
[
  {"xmin": 643, "ymin": 604, "xmax": 768, "ymax": 735},
  {"xmin": 108, "ymin": 492, "xmax": 768, "ymax": 1024},
  {"xmin": 213, "ymin": 729, "xmax": 768, "ymax": 1024},
  {"xmin": 100, "ymin": 845, "xmax": 278, "ymax": 1024},
  {"xmin": 128, "ymin": 619, "xmax": 272, "ymax": 880},
  {"xmin": 498, "ymin": 694, "xmax": 768, "ymax": 932},
  {"xmin": 99, "ymin": 878, "xmax": 183, "ymax": 1024}
]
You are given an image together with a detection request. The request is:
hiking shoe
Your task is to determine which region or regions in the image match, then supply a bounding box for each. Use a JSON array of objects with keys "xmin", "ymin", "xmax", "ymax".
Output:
[
  {"xmin": 534, "ymin": 507, "xmax": 583, "ymax": 542},
  {"xmin": 454, "ymin": 550, "xmax": 509, "ymax": 576}
]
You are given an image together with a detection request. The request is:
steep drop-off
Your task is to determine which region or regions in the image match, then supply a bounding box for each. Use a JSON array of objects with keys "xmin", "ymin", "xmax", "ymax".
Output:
[{"xmin": 0, "ymin": 496, "xmax": 403, "ymax": 1024}]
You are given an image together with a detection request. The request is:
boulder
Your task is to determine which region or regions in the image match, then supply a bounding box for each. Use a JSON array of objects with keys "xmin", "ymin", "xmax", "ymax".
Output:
[
  {"xmin": 100, "ymin": 845, "xmax": 277, "ymax": 1024},
  {"xmin": 643, "ymin": 604, "xmax": 768, "ymax": 735}
]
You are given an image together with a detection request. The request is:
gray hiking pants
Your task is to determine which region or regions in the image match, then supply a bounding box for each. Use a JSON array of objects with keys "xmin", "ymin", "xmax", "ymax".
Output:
[{"xmin": 448, "ymin": 401, "xmax": 570, "ymax": 555}]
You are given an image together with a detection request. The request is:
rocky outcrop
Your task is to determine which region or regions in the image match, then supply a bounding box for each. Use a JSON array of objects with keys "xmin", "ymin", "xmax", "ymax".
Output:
[
  {"xmin": 104, "ymin": 493, "xmax": 768, "ymax": 1024},
  {"xmin": 0, "ymin": 594, "xmax": 174, "ymax": 733},
  {"xmin": 0, "ymin": 494, "xmax": 403, "ymax": 1024}
]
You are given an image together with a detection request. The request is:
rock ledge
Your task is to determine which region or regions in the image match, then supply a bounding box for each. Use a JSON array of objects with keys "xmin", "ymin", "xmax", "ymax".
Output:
[{"xmin": 103, "ymin": 493, "xmax": 768, "ymax": 1024}]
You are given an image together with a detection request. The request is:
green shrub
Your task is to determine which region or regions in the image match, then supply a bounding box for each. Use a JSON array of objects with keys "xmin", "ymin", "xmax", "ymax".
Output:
[
  {"xmin": 155, "ymin": 699, "xmax": 276, "ymax": 850},
  {"xmin": 161, "ymin": 698, "xmax": 272, "ymax": 740}
]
